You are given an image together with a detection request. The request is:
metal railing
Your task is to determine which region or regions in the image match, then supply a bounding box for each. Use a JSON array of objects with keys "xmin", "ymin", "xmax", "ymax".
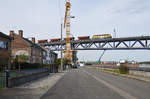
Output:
[{"xmin": 0, "ymin": 71, "xmax": 6, "ymax": 88}]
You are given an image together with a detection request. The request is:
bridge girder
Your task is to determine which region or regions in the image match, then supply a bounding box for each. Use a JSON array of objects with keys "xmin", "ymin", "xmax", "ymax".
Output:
[{"xmin": 39, "ymin": 36, "xmax": 150, "ymax": 51}]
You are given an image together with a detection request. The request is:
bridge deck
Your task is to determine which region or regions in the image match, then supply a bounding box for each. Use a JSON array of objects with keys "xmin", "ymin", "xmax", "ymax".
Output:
[{"xmin": 38, "ymin": 36, "xmax": 150, "ymax": 51}]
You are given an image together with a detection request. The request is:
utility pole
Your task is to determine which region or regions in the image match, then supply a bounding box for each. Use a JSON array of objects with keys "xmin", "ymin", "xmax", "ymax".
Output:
[
  {"xmin": 113, "ymin": 28, "xmax": 116, "ymax": 38},
  {"xmin": 61, "ymin": 23, "xmax": 63, "ymax": 71}
]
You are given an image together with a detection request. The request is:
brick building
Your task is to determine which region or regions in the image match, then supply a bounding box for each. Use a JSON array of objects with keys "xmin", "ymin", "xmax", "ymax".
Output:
[
  {"xmin": 10, "ymin": 30, "xmax": 44, "ymax": 64},
  {"xmin": 0, "ymin": 32, "xmax": 11, "ymax": 69}
]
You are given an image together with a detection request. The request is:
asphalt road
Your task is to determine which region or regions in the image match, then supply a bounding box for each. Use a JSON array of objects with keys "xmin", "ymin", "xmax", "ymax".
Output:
[
  {"xmin": 1, "ymin": 67, "xmax": 150, "ymax": 99},
  {"xmin": 40, "ymin": 67, "xmax": 150, "ymax": 99}
]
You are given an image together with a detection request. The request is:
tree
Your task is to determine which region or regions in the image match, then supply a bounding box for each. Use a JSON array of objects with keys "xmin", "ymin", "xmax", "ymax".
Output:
[
  {"xmin": 56, "ymin": 58, "xmax": 61, "ymax": 66},
  {"xmin": 13, "ymin": 55, "xmax": 29, "ymax": 63},
  {"xmin": 56, "ymin": 58, "xmax": 71, "ymax": 66},
  {"xmin": 17, "ymin": 55, "xmax": 29, "ymax": 63},
  {"xmin": 12, "ymin": 54, "xmax": 29, "ymax": 71}
]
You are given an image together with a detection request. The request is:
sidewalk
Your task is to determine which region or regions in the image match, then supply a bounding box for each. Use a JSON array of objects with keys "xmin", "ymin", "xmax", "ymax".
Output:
[{"xmin": 0, "ymin": 72, "xmax": 65, "ymax": 99}]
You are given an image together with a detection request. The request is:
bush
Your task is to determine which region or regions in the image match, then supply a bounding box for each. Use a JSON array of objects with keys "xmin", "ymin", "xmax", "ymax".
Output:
[
  {"xmin": 21, "ymin": 63, "xmax": 41, "ymax": 69},
  {"xmin": 85, "ymin": 63, "xmax": 92, "ymax": 65},
  {"xmin": 42, "ymin": 64, "xmax": 58, "ymax": 68},
  {"xmin": 11, "ymin": 63, "xmax": 41, "ymax": 70},
  {"xmin": 11, "ymin": 62, "xmax": 59, "ymax": 70},
  {"xmin": 0, "ymin": 65, "xmax": 5, "ymax": 71},
  {"xmin": 119, "ymin": 64, "xmax": 129, "ymax": 74}
]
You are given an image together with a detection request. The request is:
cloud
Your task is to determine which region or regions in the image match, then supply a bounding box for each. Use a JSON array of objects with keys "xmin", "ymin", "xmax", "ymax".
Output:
[
  {"xmin": 0, "ymin": 0, "xmax": 150, "ymax": 62},
  {"xmin": 72, "ymin": 0, "xmax": 150, "ymax": 38},
  {"xmin": 107, "ymin": 0, "xmax": 149, "ymax": 15},
  {"xmin": 71, "ymin": 0, "xmax": 150, "ymax": 62}
]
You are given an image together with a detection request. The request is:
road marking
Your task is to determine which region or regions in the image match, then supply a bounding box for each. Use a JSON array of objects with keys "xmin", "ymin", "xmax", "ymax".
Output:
[{"xmin": 83, "ymin": 70, "xmax": 138, "ymax": 99}]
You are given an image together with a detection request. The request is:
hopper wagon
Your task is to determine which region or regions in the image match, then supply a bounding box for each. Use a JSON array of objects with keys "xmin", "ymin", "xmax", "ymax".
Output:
[{"xmin": 78, "ymin": 36, "xmax": 90, "ymax": 40}]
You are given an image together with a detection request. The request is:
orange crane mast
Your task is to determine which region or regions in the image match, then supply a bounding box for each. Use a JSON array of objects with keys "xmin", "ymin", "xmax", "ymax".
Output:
[{"xmin": 64, "ymin": 0, "xmax": 72, "ymax": 61}]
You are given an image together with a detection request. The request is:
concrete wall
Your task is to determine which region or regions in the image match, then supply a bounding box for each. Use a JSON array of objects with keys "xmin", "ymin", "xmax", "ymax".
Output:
[
  {"xmin": 9, "ymin": 72, "xmax": 49, "ymax": 88},
  {"xmin": 129, "ymin": 70, "xmax": 150, "ymax": 77}
]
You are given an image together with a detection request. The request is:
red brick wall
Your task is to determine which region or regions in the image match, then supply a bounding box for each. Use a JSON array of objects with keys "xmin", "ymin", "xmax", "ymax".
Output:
[
  {"xmin": 10, "ymin": 32, "xmax": 42, "ymax": 64},
  {"xmin": 11, "ymin": 34, "xmax": 31, "ymax": 58},
  {"xmin": 0, "ymin": 36, "xmax": 11, "ymax": 68}
]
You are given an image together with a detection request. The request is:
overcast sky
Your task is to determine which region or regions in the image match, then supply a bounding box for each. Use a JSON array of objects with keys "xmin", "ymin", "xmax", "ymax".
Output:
[{"xmin": 0, "ymin": 0, "xmax": 150, "ymax": 62}]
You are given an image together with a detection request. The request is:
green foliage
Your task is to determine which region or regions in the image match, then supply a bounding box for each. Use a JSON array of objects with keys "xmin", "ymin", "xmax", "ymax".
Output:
[
  {"xmin": 119, "ymin": 64, "xmax": 129, "ymax": 74},
  {"xmin": 56, "ymin": 58, "xmax": 71, "ymax": 66},
  {"xmin": 63, "ymin": 58, "xmax": 71, "ymax": 65},
  {"xmin": 13, "ymin": 55, "xmax": 29, "ymax": 63},
  {"xmin": 42, "ymin": 64, "xmax": 58, "ymax": 68},
  {"xmin": 56, "ymin": 58, "xmax": 61, "ymax": 66},
  {"xmin": 11, "ymin": 63, "xmax": 40, "ymax": 69},
  {"xmin": 11, "ymin": 63, "xmax": 58, "ymax": 70},
  {"xmin": 11, "ymin": 54, "xmax": 58, "ymax": 71},
  {"xmin": 0, "ymin": 65, "xmax": 5, "ymax": 71}
]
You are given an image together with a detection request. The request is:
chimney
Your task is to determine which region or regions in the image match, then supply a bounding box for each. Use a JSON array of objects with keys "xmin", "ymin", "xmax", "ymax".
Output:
[
  {"xmin": 32, "ymin": 37, "xmax": 35, "ymax": 43},
  {"xmin": 9, "ymin": 30, "xmax": 14, "ymax": 37},
  {"xmin": 18, "ymin": 30, "xmax": 23, "ymax": 38}
]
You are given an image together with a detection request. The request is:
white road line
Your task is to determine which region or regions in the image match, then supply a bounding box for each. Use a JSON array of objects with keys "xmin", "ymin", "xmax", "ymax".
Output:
[{"xmin": 82, "ymin": 70, "xmax": 138, "ymax": 99}]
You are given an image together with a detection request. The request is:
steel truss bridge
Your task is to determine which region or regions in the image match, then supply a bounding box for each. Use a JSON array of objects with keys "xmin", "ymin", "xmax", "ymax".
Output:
[{"xmin": 38, "ymin": 36, "xmax": 150, "ymax": 51}]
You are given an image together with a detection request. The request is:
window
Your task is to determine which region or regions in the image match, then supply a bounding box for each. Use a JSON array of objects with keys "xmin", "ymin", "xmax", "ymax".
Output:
[{"xmin": 0, "ymin": 40, "xmax": 7, "ymax": 49}]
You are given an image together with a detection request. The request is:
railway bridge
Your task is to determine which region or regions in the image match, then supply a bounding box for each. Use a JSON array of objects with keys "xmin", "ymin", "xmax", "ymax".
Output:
[{"xmin": 38, "ymin": 36, "xmax": 150, "ymax": 51}]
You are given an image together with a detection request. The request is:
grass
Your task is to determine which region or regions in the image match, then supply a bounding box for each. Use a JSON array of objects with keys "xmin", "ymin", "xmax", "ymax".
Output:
[
  {"xmin": 102, "ymin": 68, "xmax": 120, "ymax": 74},
  {"xmin": 0, "ymin": 78, "xmax": 5, "ymax": 88},
  {"xmin": 87, "ymin": 66, "xmax": 150, "ymax": 80},
  {"xmin": 91, "ymin": 67, "xmax": 120, "ymax": 74},
  {"xmin": 0, "ymin": 72, "xmax": 6, "ymax": 88}
]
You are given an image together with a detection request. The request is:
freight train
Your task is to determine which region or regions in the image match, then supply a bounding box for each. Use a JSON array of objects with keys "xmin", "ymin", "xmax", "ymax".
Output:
[{"xmin": 38, "ymin": 34, "xmax": 112, "ymax": 43}]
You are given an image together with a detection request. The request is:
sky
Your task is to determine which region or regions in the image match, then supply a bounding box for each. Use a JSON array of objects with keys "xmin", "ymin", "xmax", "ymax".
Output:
[{"xmin": 0, "ymin": 0, "xmax": 150, "ymax": 62}]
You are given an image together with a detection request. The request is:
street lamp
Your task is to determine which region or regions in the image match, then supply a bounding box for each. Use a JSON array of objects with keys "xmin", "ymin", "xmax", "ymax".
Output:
[{"xmin": 61, "ymin": 23, "xmax": 63, "ymax": 72}]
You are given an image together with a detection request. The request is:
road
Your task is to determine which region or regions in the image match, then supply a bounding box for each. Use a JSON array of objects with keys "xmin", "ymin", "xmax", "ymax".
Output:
[
  {"xmin": 40, "ymin": 67, "xmax": 150, "ymax": 99},
  {"xmin": 0, "ymin": 67, "xmax": 150, "ymax": 99}
]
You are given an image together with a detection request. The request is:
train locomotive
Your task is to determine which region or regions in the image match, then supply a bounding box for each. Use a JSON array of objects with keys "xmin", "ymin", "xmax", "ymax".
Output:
[{"xmin": 92, "ymin": 34, "xmax": 112, "ymax": 39}]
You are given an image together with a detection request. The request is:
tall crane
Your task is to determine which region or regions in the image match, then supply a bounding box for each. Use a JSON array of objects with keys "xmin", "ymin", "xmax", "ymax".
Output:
[{"xmin": 64, "ymin": 0, "xmax": 72, "ymax": 61}]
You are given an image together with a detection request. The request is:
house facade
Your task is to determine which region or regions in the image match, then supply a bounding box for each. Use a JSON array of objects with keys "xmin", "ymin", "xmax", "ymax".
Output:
[
  {"xmin": 49, "ymin": 51, "xmax": 57, "ymax": 64},
  {"xmin": 10, "ymin": 30, "xmax": 43, "ymax": 64},
  {"xmin": 0, "ymin": 32, "xmax": 11, "ymax": 69},
  {"xmin": 42, "ymin": 49, "xmax": 58, "ymax": 64}
]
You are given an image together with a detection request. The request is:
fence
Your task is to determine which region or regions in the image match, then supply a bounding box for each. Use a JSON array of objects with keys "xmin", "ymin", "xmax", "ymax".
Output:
[
  {"xmin": 0, "ymin": 65, "xmax": 58, "ymax": 88},
  {"xmin": 0, "ymin": 71, "xmax": 6, "ymax": 88}
]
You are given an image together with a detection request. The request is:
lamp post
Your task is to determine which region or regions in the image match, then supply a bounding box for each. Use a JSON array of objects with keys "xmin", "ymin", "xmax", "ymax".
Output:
[
  {"xmin": 61, "ymin": 23, "xmax": 63, "ymax": 71},
  {"xmin": 113, "ymin": 28, "xmax": 116, "ymax": 38}
]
